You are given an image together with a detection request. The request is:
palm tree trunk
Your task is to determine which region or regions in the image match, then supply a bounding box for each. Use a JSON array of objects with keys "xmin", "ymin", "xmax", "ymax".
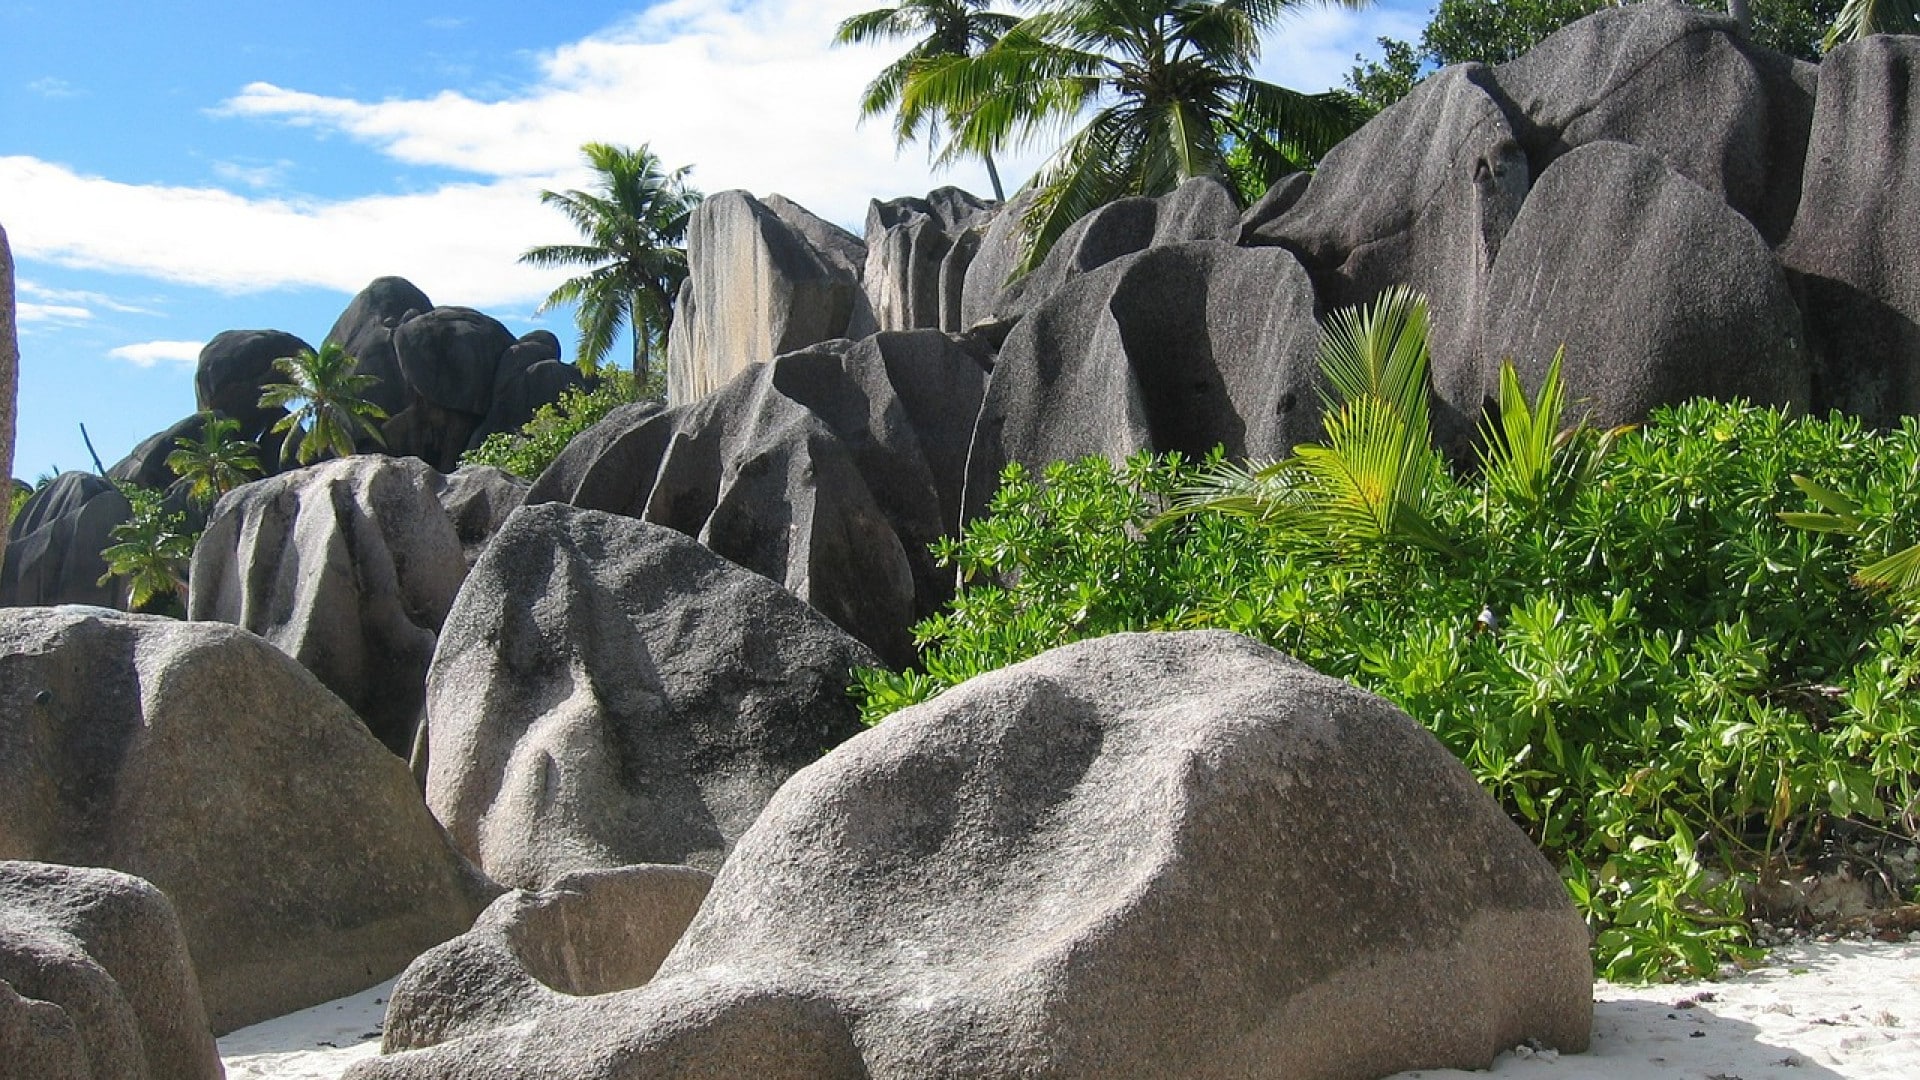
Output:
[
  {"xmin": 983, "ymin": 150, "xmax": 1006, "ymax": 203},
  {"xmin": 631, "ymin": 315, "xmax": 649, "ymax": 391},
  {"xmin": 0, "ymin": 224, "xmax": 15, "ymax": 575},
  {"xmin": 1727, "ymin": 0, "xmax": 1752, "ymax": 32}
]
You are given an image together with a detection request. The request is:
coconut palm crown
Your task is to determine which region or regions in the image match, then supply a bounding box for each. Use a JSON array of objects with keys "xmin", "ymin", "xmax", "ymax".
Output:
[
  {"xmin": 899, "ymin": 0, "xmax": 1374, "ymax": 273},
  {"xmin": 521, "ymin": 142, "xmax": 700, "ymax": 384},
  {"xmin": 258, "ymin": 341, "xmax": 388, "ymax": 466}
]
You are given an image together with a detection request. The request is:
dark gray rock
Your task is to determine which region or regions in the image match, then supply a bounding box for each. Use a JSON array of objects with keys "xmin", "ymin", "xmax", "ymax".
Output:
[
  {"xmin": 864, "ymin": 187, "xmax": 996, "ymax": 333},
  {"xmin": 0, "ymin": 608, "xmax": 495, "ymax": 1033},
  {"xmin": 1473, "ymin": 141, "xmax": 1810, "ymax": 432},
  {"xmin": 0, "ymin": 473, "xmax": 130, "ymax": 610},
  {"xmin": 1245, "ymin": 63, "xmax": 1528, "ymax": 452},
  {"xmin": 0, "ymin": 979, "xmax": 89, "ymax": 1080},
  {"xmin": 1491, "ymin": 0, "xmax": 1815, "ymax": 246},
  {"xmin": 530, "ymin": 331, "xmax": 990, "ymax": 666},
  {"xmin": 666, "ymin": 192, "xmax": 875, "ymax": 406},
  {"xmin": 965, "ymin": 239, "xmax": 1322, "ymax": 515},
  {"xmin": 430, "ymin": 465, "xmax": 529, "ymax": 569},
  {"xmin": 188, "ymin": 456, "xmax": 471, "ymax": 756},
  {"xmin": 326, "ymin": 277, "xmax": 434, "ymax": 417},
  {"xmin": 1779, "ymin": 35, "xmax": 1920, "ymax": 423},
  {"xmin": 193, "ymin": 329, "xmax": 309, "ymax": 441},
  {"xmin": 393, "ymin": 307, "xmax": 518, "ymax": 418},
  {"xmin": 382, "ymin": 397, "xmax": 483, "ymax": 475},
  {"xmin": 473, "ymin": 355, "xmax": 586, "ymax": 450},
  {"xmin": 353, "ymin": 631, "xmax": 1592, "ymax": 1079},
  {"xmin": 422, "ymin": 502, "xmax": 875, "ymax": 887},
  {"xmin": 0, "ymin": 862, "xmax": 221, "ymax": 1080},
  {"xmin": 382, "ymin": 864, "xmax": 713, "ymax": 1053}
]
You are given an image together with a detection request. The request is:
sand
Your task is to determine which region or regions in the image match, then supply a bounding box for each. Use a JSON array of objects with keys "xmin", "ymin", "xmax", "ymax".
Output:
[{"xmin": 217, "ymin": 940, "xmax": 1920, "ymax": 1079}]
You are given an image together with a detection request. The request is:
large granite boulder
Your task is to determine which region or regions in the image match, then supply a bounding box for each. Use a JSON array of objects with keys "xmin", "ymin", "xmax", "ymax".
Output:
[
  {"xmin": 1780, "ymin": 35, "xmax": 1920, "ymax": 423},
  {"xmin": 0, "ymin": 473, "xmax": 130, "ymax": 610},
  {"xmin": 965, "ymin": 239, "xmax": 1323, "ymax": 514},
  {"xmin": 477, "ymin": 333, "xmax": 587, "ymax": 448},
  {"xmin": 530, "ymin": 330, "xmax": 990, "ymax": 666},
  {"xmin": 0, "ymin": 608, "xmax": 495, "ymax": 1033},
  {"xmin": 430, "ymin": 465, "xmax": 529, "ymax": 569},
  {"xmin": 382, "ymin": 864, "xmax": 713, "ymax": 1053},
  {"xmin": 1491, "ymin": 0, "xmax": 1815, "ymax": 247},
  {"xmin": 349, "ymin": 630, "xmax": 1592, "ymax": 1079},
  {"xmin": 0, "ymin": 862, "xmax": 221, "ymax": 1080},
  {"xmin": 194, "ymin": 329, "xmax": 309, "ymax": 441},
  {"xmin": 422, "ymin": 503, "xmax": 876, "ymax": 888},
  {"xmin": 386, "ymin": 306, "xmax": 518, "ymax": 469},
  {"xmin": 863, "ymin": 187, "xmax": 996, "ymax": 333},
  {"xmin": 187, "ymin": 455, "xmax": 472, "ymax": 756},
  {"xmin": 970, "ymin": 175, "xmax": 1242, "ymax": 328},
  {"xmin": 327, "ymin": 276, "xmax": 434, "ymax": 417},
  {"xmin": 666, "ymin": 191, "xmax": 876, "ymax": 406},
  {"xmin": 1472, "ymin": 141, "xmax": 1810, "ymax": 431},
  {"xmin": 1244, "ymin": 64, "xmax": 1528, "ymax": 452}
]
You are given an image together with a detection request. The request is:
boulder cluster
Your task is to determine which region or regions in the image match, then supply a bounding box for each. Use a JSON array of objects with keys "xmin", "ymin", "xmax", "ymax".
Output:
[{"xmin": 17, "ymin": 3, "xmax": 1920, "ymax": 1075}]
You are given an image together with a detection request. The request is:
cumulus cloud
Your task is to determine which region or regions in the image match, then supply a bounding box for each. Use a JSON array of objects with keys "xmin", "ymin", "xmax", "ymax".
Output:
[
  {"xmin": 108, "ymin": 340, "xmax": 204, "ymax": 369},
  {"xmin": 16, "ymin": 302, "xmax": 93, "ymax": 324},
  {"xmin": 19, "ymin": 280, "xmax": 158, "ymax": 316}
]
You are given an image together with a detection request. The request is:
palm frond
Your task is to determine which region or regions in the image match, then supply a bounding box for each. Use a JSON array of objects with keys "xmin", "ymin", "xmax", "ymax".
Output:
[{"xmin": 1827, "ymin": 0, "xmax": 1920, "ymax": 47}]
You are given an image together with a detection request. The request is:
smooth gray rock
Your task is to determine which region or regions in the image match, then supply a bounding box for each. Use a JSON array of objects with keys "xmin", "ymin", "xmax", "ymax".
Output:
[
  {"xmin": 864, "ymin": 187, "xmax": 996, "ymax": 333},
  {"xmin": 0, "ymin": 979, "xmax": 89, "ymax": 1080},
  {"xmin": 194, "ymin": 329, "xmax": 309, "ymax": 441},
  {"xmin": 666, "ymin": 192, "xmax": 874, "ymax": 406},
  {"xmin": 383, "ymin": 865, "xmax": 713, "ymax": 1053},
  {"xmin": 0, "ymin": 862, "xmax": 221, "ymax": 1080},
  {"xmin": 531, "ymin": 331, "xmax": 990, "ymax": 666},
  {"xmin": 392, "ymin": 306, "xmax": 517, "ymax": 418},
  {"xmin": 353, "ymin": 630, "xmax": 1592, "ymax": 1079},
  {"xmin": 430, "ymin": 465, "xmax": 529, "ymax": 569},
  {"xmin": 1245, "ymin": 63, "xmax": 1528, "ymax": 453},
  {"xmin": 1491, "ymin": 0, "xmax": 1815, "ymax": 246},
  {"xmin": 965, "ymin": 239, "xmax": 1322, "ymax": 515},
  {"xmin": 1779, "ymin": 35, "xmax": 1920, "ymax": 423},
  {"xmin": 0, "ymin": 473, "xmax": 130, "ymax": 610},
  {"xmin": 326, "ymin": 277, "xmax": 434, "ymax": 417},
  {"xmin": 1473, "ymin": 141, "xmax": 1809, "ymax": 432},
  {"xmin": 188, "ymin": 456, "xmax": 471, "ymax": 756},
  {"xmin": 423, "ymin": 503, "xmax": 875, "ymax": 888},
  {"xmin": 0, "ymin": 608, "xmax": 495, "ymax": 1033}
]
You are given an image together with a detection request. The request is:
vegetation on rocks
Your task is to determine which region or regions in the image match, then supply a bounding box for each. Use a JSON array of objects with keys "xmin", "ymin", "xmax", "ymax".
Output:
[
  {"xmin": 859, "ymin": 291, "xmax": 1920, "ymax": 982},
  {"xmin": 461, "ymin": 367, "xmax": 641, "ymax": 480},
  {"xmin": 260, "ymin": 341, "xmax": 389, "ymax": 466},
  {"xmin": 98, "ymin": 484, "xmax": 195, "ymax": 615}
]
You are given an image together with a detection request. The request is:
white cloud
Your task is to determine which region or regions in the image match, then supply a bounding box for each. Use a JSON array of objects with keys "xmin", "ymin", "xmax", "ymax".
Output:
[
  {"xmin": 18, "ymin": 280, "xmax": 158, "ymax": 315},
  {"xmin": 108, "ymin": 340, "xmax": 204, "ymax": 369},
  {"xmin": 1255, "ymin": 3, "xmax": 1430, "ymax": 92},
  {"xmin": 211, "ymin": 159, "xmax": 293, "ymax": 190},
  {"xmin": 16, "ymin": 302, "xmax": 92, "ymax": 324}
]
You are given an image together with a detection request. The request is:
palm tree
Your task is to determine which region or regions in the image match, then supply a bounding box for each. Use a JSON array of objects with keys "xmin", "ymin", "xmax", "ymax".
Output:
[
  {"xmin": 835, "ymin": 1, "xmax": 1022, "ymax": 200},
  {"xmin": 1826, "ymin": 0, "xmax": 1920, "ymax": 45},
  {"xmin": 258, "ymin": 342, "xmax": 388, "ymax": 467},
  {"xmin": 521, "ymin": 143, "xmax": 700, "ymax": 385},
  {"xmin": 902, "ymin": 0, "xmax": 1373, "ymax": 273},
  {"xmin": 166, "ymin": 413, "xmax": 262, "ymax": 506}
]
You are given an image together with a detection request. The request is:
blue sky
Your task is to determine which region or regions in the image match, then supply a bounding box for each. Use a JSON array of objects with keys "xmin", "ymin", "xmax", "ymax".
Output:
[{"xmin": 1, "ymin": 0, "xmax": 1425, "ymax": 482}]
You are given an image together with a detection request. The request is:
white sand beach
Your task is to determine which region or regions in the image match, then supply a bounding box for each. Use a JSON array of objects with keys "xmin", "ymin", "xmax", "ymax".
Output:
[{"xmin": 217, "ymin": 939, "xmax": 1920, "ymax": 1080}]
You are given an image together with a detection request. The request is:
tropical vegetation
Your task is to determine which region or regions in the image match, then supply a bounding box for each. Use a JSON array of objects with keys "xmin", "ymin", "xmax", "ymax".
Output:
[
  {"xmin": 521, "ymin": 142, "xmax": 701, "ymax": 384},
  {"xmin": 836, "ymin": 1, "xmax": 1022, "ymax": 200},
  {"xmin": 1827, "ymin": 0, "xmax": 1920, "ymax": 45},
  {"xmin": 857, "ymin": 290, "xmax": 1920, "ymax": 981},
  {"xmin": 892, "ymin": 0, "xmax": 1374, "ymax": 272},
  {"xmin": 98, "ymin": 484, "xmax": 196, "ymax": 616},
  {"xmin": 462, "ymin": 368, "xmax": 641, "ymax": 480},
  {"xmin": 259, "ymin": 341, "xmax": 389, "ymax": 466},
  {"xmin": 166, "ymin": 413, "xmax": 262, "ymax": 506}
]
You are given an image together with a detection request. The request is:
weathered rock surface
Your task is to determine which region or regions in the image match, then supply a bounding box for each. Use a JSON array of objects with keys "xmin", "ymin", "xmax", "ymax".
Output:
[
  {"xmin": 188, "ymin": 455, "xmax": 471, "ymax": 756},
  {"xmin": 430, "ymin": 465, "xmax": 529, "ymax": 569},
  {"xmin": 0, "ymin": 473, "xmax": 130, "ymax": 610},
  {"xmin": 666, "ymin": 191, "xmax": 876, "ymax": 406},
  {"xmin": 0, "ymin": 861, "xmax": 221, "ymax": 1080},
  {"xmin": 1780, "ymin": 35, "xmax": 1920, "ymax": 423},
  {"xmin": 1245, "ymin": 63, "xmax": 1528, "ymax": 451},
  {"xmin": 1472, "ymin": 141, "xmax": 1809, "ymax": 431},
  {"xmin": 327, "ymin": 276, "xmax": 432, "ymax": 418},
  {"xmin": 1492, "ymin": 0, "xmax": 1815, "ymax": 246},
  {"xmin": 352, "ymin": 630, "xmax": 1591, "ymax": 1079},
  {"xmin": 863, "ymin": 187, "xmax": 996, "ymax": 333},
  {"xmin": 530, "ymin": 330, "xmax": 990, "ymax": 666},
  {"xmin": 194, "ymin": 329, "xmax": 310, "ymax": 441},
  {"xmin": 423, "ymin": 503, "xmax": 875, "ymax": 888},
  {"xmin": 0, "ymin": 608, "xmax": 494, "ymax": 1033},
  {"xmin": 382, "ymin": 864, "xmax": 713, "ymax": 1053},
  {"xmin": 966, "ymin": 239, "xmax": 1323, "ymax": 514}
]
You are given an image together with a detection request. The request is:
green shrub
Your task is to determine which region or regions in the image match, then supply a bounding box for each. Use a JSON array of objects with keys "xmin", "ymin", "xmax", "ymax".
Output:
[
  {"xmin": 98, "ymin": 484, "xmax": 196, "ymax": 616},
  {"xmin": 461, "ymin": 368, "xmax": 642, "ymax": 479}
]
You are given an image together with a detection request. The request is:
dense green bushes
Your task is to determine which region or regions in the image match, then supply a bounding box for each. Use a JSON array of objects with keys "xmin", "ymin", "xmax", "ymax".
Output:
[
  {"xmin": 461, "ymin": 368, "xmax": 643, "ymax": 479},
  {"xmin": 859, "ymin": 397, "xmax": 1920, "ymax": 982}
]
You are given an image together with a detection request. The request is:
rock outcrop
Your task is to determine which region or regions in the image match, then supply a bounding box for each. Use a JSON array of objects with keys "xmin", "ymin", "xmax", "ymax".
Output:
[
  {"xmin": 530, "ymin": 330, "xmax": 990, "ymax": 666},
  {"xmin": 0, "ymin": 608, "xmax": 494, "ymax": 1033},
  {"xmin": 430, "ymin": 464, "xmax": 529, "ymax": 569},
  {"xmin": 422, "ymin": 503, "xmax": 875, "ymax": 888},
  {"xmin": 326, "ymin": 276, "xmax": 435, "ymax": 418},
  {"xmin": 349, "ymin": 630, "xmax": 1591, "ymax": 1080},
  {"xmin": 965, "ymin": 239, "xmax": 1323, "ymax": 513},
  {"xmin": 194, "ymin": 329, "xmax": 309, "ymax": 442},
  {"xmin": 0, "ymin": 861, "xmax": 222, "ymax": 1080},
  {"xmin": 187, "ymin": 456, "xmax": 472, "ymax": 756},
  {"xmin": 0, "ymin": 473, "xmax": 130, "ymax": 610},
  {"xmin": 863, "ymin": 187, "xmax": 996, "ymax": 334},
  {"xmin": 666, "ymin": 191, "xmax": 876, "ymax": 405},
  {"xmin": 382, "ymin": 865, "xmax": 713, "ymax": 1053}
]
